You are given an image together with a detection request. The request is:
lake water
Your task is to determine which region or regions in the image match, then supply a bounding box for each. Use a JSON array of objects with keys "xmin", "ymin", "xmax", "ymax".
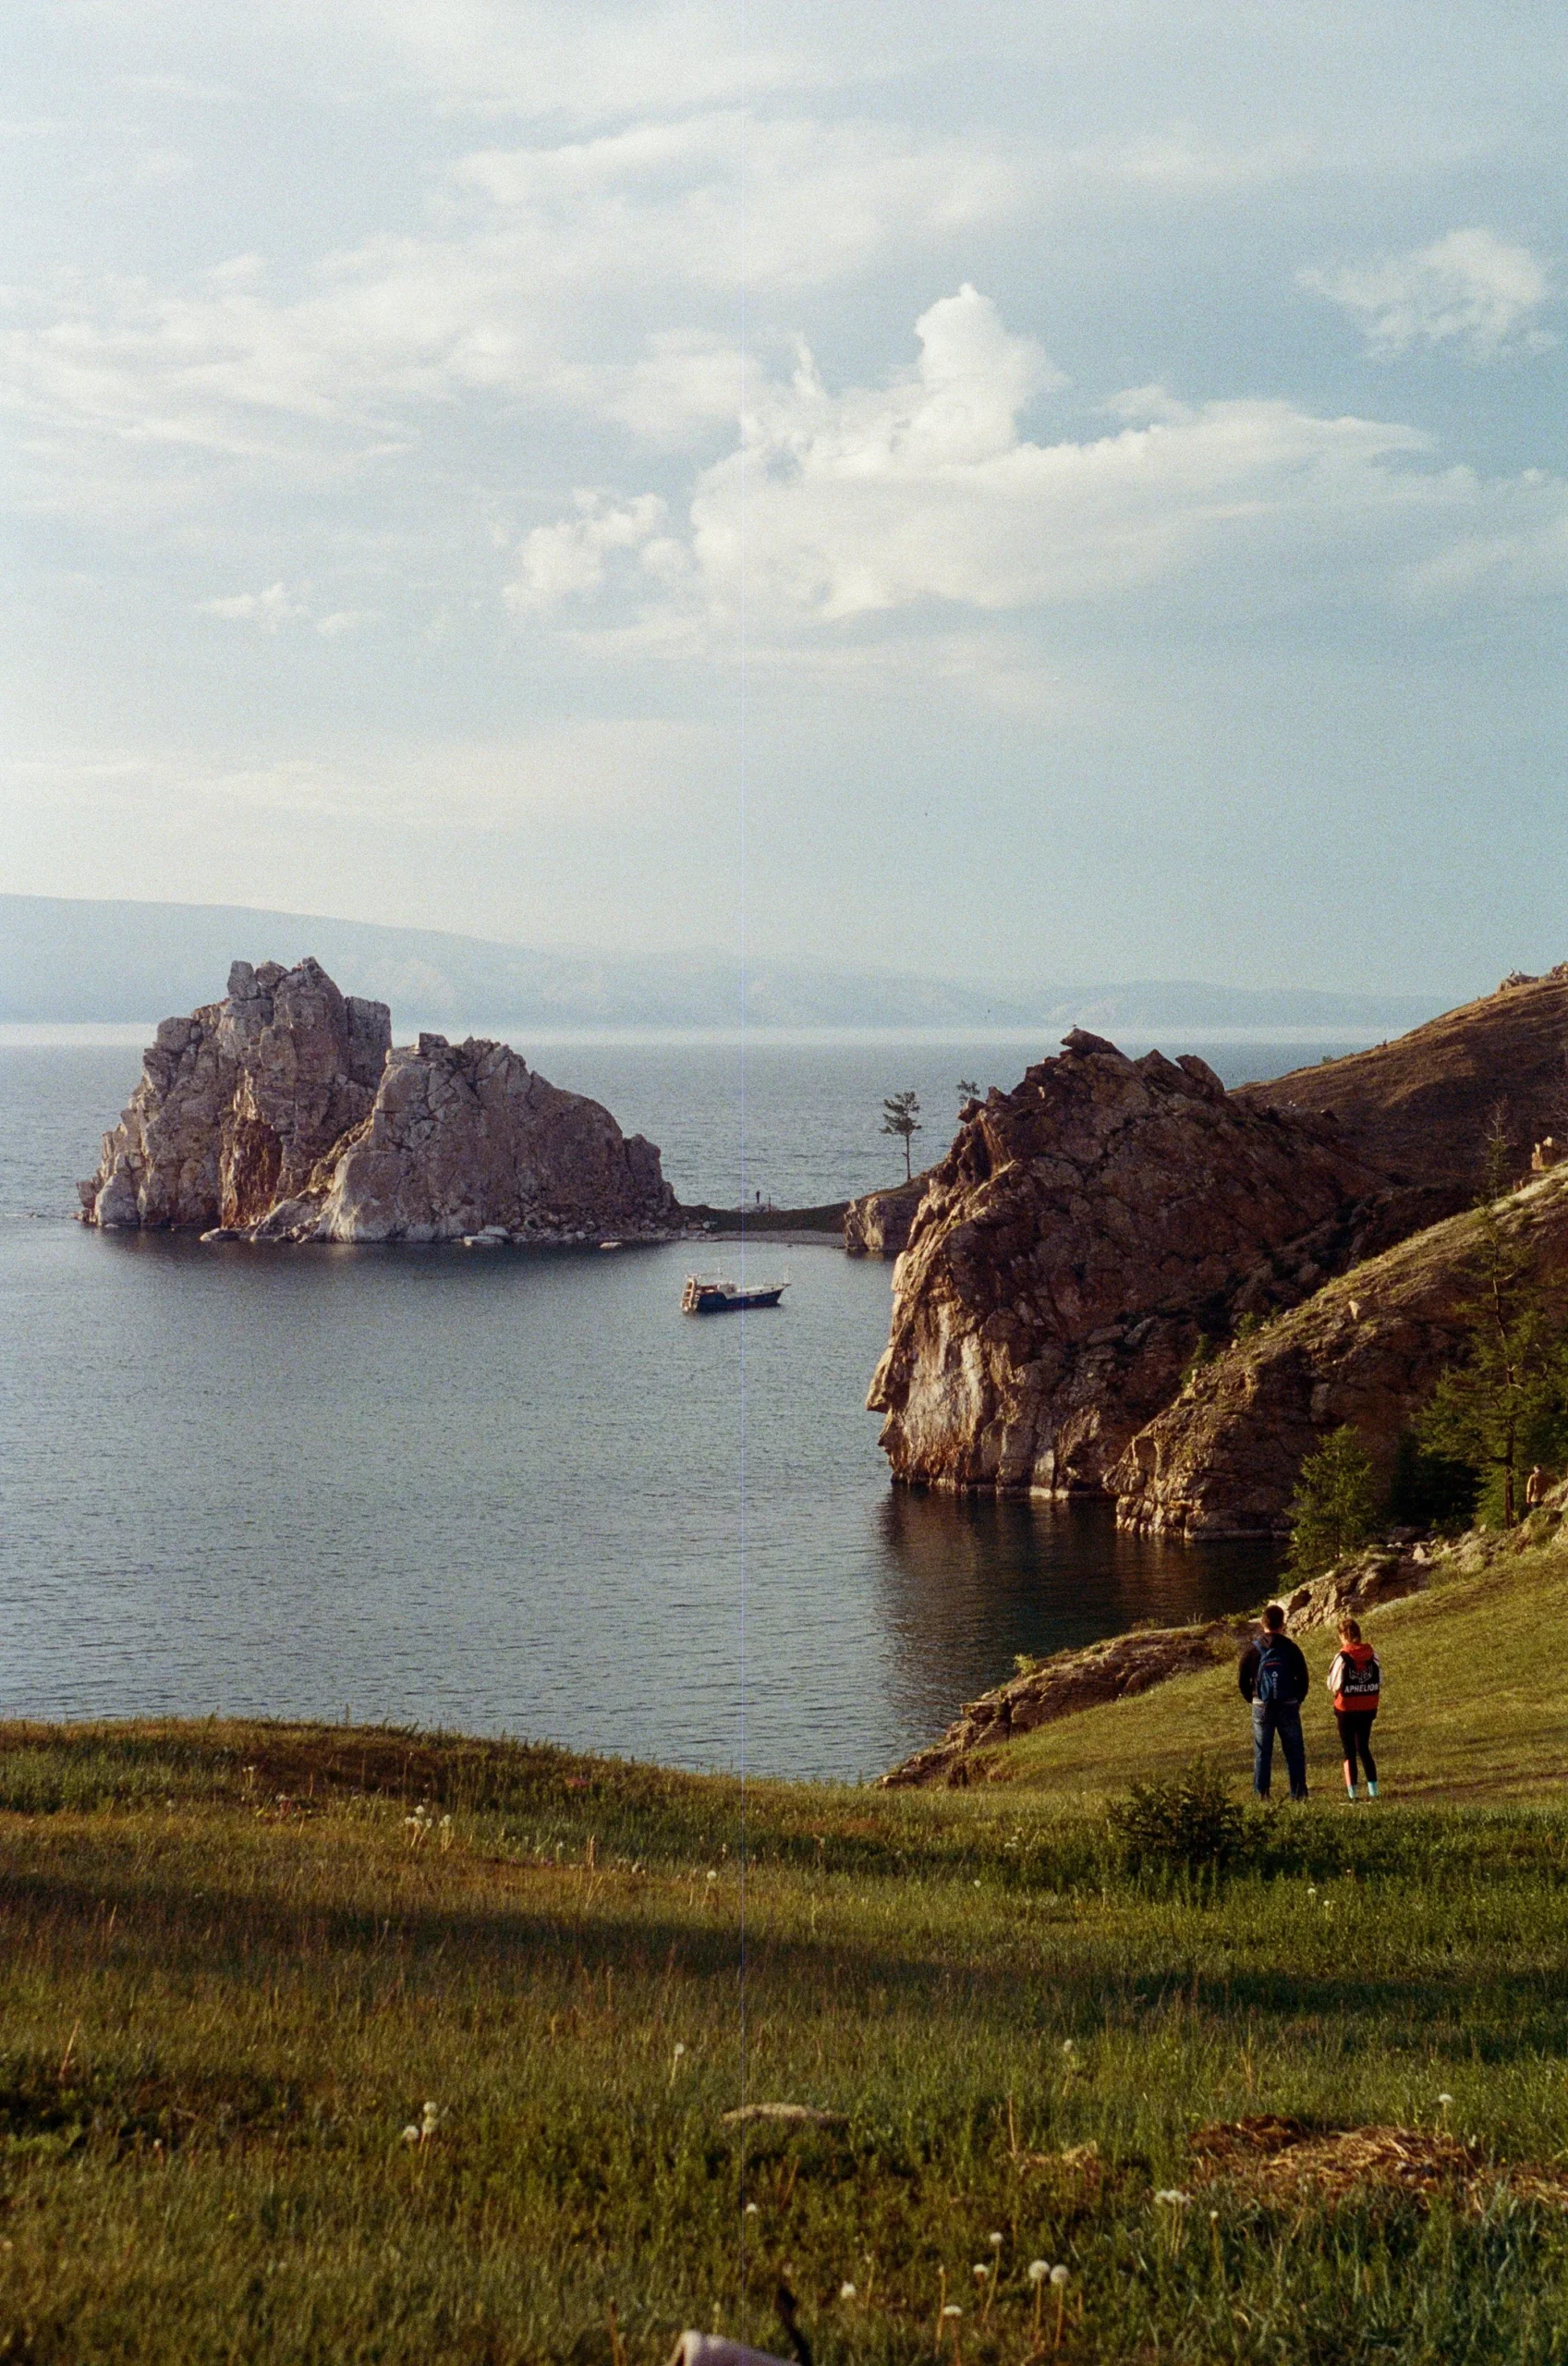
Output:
[{"xmin": 0, "ymin": 1030, "xmax": 1345, "ymax": 1779}]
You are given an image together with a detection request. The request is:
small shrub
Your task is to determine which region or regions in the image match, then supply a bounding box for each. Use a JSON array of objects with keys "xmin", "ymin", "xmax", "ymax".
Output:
[
  {"xmin": 1179, "ymin": 1334, "xmax": 1214, "ymax": 1389},
  {"xmin": 1106, "ymin": 1760, "xmax": 1246, "ymax": 1875}
]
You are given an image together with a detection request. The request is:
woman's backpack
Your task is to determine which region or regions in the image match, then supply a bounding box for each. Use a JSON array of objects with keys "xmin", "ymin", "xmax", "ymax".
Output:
[{"xmin": 1335, "ymin": 1645, "xmax": 1381, "ymax": 1709}]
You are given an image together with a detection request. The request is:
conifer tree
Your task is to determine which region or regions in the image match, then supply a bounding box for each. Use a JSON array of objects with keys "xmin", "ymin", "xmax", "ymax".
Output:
[
  {"xmin": 1286, "ymin": 1424, "xmax": 1380, "ymax": 1577},
  {"xmin": 881, "ymin": 1091, "xmax": 922, "ymax": 1182}
]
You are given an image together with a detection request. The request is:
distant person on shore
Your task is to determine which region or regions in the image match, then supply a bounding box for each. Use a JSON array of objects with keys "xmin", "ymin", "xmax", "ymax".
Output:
[
  {"xmin": 1326, "ymin": 1616, "xmax": 1381, "ymax": 1800},
  {"xmin": 1237, "ymin": 1604, "xmax": 1309, "ymax": 1801},
  {"xmin": 1526, "ymin": 1465, "xmax": 1549, "ymax": 1508}
]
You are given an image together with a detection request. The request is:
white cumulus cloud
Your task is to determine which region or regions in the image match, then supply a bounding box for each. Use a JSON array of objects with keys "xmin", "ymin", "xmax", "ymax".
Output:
[
  {"xmin": 506, "ymin": 285, "xmax": 1568, "ymax": 640},
  {"xmin": 1301, "ymin": 227, "xmax": 1555, "ymax": 360}
]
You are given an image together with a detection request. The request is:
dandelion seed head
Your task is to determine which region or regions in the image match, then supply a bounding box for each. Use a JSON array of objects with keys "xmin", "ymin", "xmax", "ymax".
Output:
[
  {"xmin": 745, "ymin": 2202, "xmax": 760, "ymax": 2216},
  {"xmin": 1050, "ymin": 2265, "xmax": 1070, "ymax": 2287},
  {"xmin": 673, "ymin": 2043, "xmax": 687, "ymax": 2058},
  {"xmin": 1027, "ymin": 2261, "xmax": 1049, "ymax": 2284},
  {"xmin": 988, "ymin": 2231, "xmax": 1003, "ymax": 2249},
  {"xmin": 839, "ymin": 2282, "xmax": 857, "ymax": 2300},
  {"xmin": 972, "ymin": 2263, "xmax": 988, "ymax": 2282},
  {"xmin": 1438, "ymin": 2092, "xmax": 1454, "ymax": 2105},
  {"xmin": 401, "ymin": 2125, "xmax": 420, "ymax": 2144},
  {"xmin": 942, "ymin": 2303, "xmax": 962, "ymax": 2318}
]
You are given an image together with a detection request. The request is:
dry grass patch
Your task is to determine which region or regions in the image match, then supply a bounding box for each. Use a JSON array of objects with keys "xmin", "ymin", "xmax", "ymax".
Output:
[{"xmin": 1190, "ymin": 2115, "xmax": 1568, "ymax": 2212}]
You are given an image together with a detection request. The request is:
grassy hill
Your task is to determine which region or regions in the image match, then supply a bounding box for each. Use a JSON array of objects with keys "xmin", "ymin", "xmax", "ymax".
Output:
[
  {"xmin": 982, "ymin": 1521, "xmax": 1568, "ymax": 1803},
  {"xmin": 2, "ymin": 1583, "xmax": 1568, "ymax": 2365}
]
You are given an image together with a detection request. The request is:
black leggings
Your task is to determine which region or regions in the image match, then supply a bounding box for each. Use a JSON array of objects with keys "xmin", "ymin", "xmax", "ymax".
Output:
[{"xmin": 1335, "ymin": 1711, "xmax": 1378, "ymax": 1783}]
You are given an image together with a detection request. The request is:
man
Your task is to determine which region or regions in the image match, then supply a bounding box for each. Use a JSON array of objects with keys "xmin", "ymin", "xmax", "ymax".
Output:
[{"xmin": 1237, "ymin": 1604, "xmax": 1309, "ymax": 1800}]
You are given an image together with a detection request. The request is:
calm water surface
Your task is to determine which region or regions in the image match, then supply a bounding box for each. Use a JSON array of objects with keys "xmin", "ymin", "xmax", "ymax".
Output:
[{"xmin": 0, "ymin": 1032, "xmax": 1327, "ymax": 1777}]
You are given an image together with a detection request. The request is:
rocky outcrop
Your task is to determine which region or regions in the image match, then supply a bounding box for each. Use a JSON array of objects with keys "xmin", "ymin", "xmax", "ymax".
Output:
[
  {"xmin": 844, "ymin": 1172, "xmax": 934, "ymax": 1258},
  {"xmin": 80, "ymin": 962, "xmax": 676, "ymax": 1244},
  {"xmin": 80, "ymin": 958, "xmax": 391, "ymax": 1230},
  {"xmin": 1240, "ymin": 970, "xmax": 1568, "ymax": 1187},
  {"xmin": 867, "ymin": 1031, "xmax": 1421, "ymax": 1497},
  {"xmin": 1112, "ymin": 1166, "xmax": 1568, "ymax": 1536},
  {"xmin": 253, "ymin": 1031, "xmax": 676, "ymax": 1244}
]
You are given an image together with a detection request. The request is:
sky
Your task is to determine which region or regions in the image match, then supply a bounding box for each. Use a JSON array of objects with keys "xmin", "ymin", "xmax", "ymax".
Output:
[{"xmin": 2, "ymin": 1, "xmax": 1565, "ymax": 993}]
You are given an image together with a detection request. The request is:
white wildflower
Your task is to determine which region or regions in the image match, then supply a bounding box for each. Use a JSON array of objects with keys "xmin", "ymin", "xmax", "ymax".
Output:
[
  {"xmin": 1027, "ymin": 2261, "xmax": 1049, "ymax": 2284},
  {"xmin": 1050, "ymin": 2265, "xmax": 1070, "ymax": 2287},
  {"xmin": 839, "ymin": 2282, "xmax": 857, "ymax": 2300}
]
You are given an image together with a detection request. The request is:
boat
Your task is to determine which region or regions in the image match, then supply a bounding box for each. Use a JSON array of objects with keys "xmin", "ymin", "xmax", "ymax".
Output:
[{"xmin": 681, "ymin": 1274, "xmax": 790, "ymax": 1315}]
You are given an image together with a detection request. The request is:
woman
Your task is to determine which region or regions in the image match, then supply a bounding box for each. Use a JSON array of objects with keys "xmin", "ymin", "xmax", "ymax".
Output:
[{"xmin": 1326, "ymin": 1616, "xmax": 1381, "ymax": 1800}]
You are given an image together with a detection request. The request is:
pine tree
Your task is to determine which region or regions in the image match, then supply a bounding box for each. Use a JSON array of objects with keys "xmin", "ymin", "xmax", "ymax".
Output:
[
  {"xmin": 1286, "ymin": 1425, "xmax": 1380, "ymax": 1577},
  {"xmin": 881, "ymin": 1091, "xmax": 922, "ymax": 1183}
]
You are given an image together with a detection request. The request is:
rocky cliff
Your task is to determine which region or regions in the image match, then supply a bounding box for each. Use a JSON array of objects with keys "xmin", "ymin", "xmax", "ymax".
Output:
[
  {"xmin": 1112, "ymin": 1165, "xmax": 1568, "ymax": 1537},
  {"xmin": 1238, "ymin": 969, "xmax": 1568, "ymax": 1185},
  {"xmin": 80, "ymin": 961, "xmax": 676, "ymax": 1244},
  {"xmin": 866, "ymin": 1031, "xmax": 1422, "ymax": 1495},
  {"xmin": 81, "ymin": 958, "xmax": 391, "ymax": 1230}
]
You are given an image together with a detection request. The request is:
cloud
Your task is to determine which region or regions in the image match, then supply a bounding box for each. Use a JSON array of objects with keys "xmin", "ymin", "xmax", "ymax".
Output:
[
  {"xmin": 194, "ymin": 583, "xmax": 376, "ymax": 634},
  {"xmin": 505, "ymin": 286, "xmax": 1568, "ymax": 640},
  {"xmin": 1301, "ymin": 228, "xmax": 1555, "ymax": 360},
  {"xmin": 504, "ymin": 494, "xmax": 672, "ymax": 611},
  {"xmin": 196, "ymin": 582, "xmax": 310, "ymax": 628}
]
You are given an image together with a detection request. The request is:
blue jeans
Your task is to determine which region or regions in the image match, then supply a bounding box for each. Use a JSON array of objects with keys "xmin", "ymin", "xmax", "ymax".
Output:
[{"xmin": 1252, "ymin": 1700, "xmax": 1307, "ymax": 1799}]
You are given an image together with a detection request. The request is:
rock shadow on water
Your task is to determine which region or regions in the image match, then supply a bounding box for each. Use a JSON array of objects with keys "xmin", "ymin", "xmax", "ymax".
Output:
[{"xmin": 869, "ymin": 1486, "xmax": 1281, "ymax": 1740}]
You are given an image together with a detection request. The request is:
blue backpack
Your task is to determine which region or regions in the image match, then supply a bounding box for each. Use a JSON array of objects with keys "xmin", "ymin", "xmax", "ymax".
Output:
[{"xmin": 1255, "ymin": 1638, "xmax": 1296, "ymax": 1704}]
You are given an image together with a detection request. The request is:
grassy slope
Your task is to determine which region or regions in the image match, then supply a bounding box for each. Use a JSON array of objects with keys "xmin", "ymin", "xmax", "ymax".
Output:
[
  {"xmin": 983, "ymin": 1524, "xmax": 1568, "ymax": 1801},
  {"xmin": 1, "ymin": 1714, "xmax": 1567, "ymax": 2361}
]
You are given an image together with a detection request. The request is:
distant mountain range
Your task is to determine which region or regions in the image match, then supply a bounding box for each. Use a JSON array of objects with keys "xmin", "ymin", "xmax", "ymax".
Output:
[{"xmin": 0, "ymin": 894, "xmax": 1452, "ymax": 1039}]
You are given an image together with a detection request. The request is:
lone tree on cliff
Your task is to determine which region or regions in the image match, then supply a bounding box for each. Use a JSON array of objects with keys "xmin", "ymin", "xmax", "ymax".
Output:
[
  {"xmin": 1286, "ymin": 1425, "xmax": 1380, "ymax": 1577},
  {"xmin": 881, "ymin": 1091, "xmax": 922, "ymax": 1183}
]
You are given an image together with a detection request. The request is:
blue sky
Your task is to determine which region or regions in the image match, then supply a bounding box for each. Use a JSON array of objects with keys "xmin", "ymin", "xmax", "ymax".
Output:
[{"xmin": 2, "ymin": 1, "xmax": 1565, "ymax": 992}]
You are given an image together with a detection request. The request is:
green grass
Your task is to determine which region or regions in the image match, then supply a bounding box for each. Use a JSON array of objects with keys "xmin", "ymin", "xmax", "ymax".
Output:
[{"xmin": 2, "ymin": 1713, "xmax": 1568, "ymax": 2361}]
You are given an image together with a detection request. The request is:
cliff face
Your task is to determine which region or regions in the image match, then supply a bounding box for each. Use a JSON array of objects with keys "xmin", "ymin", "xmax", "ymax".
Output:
[
  {"xmin": 81, "ymin": 959, "xmax": 390, "ymax": 1230},
  {"xmin": 866, "ymin": 1032, "xmax": 1405, "ymax": 1495},
  {"xmin": 1239, "ymin": 970, "xmax": 1568, "ymax": 1186},
  {"xmin": 80, "ymin": 963, "xmax": 676, "ymax": 1244},
  {"xmin": 1112, "ymin": 1165, "xmax": 1568, "ymax": 1537}
]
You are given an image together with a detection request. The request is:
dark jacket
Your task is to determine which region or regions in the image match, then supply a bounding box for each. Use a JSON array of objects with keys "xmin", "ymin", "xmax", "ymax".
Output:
[{"xmin": 1238, "ymin": 1632, "xmax": 1308, "ymax": 1706}]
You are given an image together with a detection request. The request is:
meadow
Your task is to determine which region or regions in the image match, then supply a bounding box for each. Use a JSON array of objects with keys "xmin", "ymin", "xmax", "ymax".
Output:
[{"xmin": 1, "ymin": 1626, "xmax": 1567, "ymax": 2366}]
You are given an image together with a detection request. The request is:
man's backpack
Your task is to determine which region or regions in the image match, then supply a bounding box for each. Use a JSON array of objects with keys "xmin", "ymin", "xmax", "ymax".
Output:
[{"xmin": 1254, "ymin": 1637, "xmax": 1297, "ymax": 1704}]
